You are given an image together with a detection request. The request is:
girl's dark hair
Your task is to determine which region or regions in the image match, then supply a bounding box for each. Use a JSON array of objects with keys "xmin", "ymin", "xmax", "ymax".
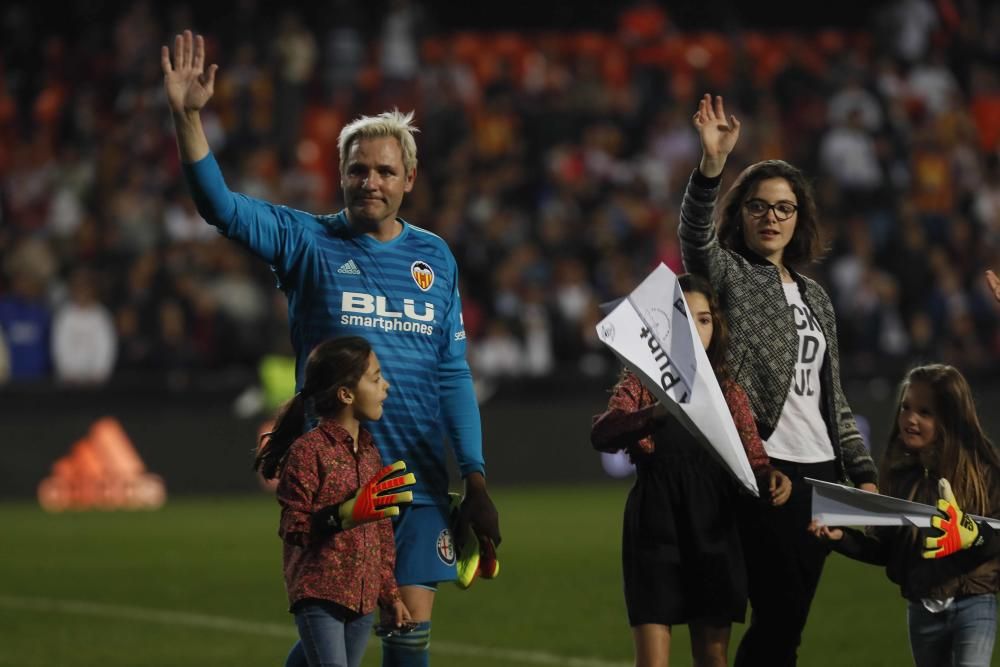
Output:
[
  {"xmin": 678, "ymin": 272, "xmax": 730, "ymax": 383},
  {"xmin": 254, "ymin": 336, "xmax": 373, "ymax": 479},
  {"xmin": 881, "ymin": 364, "xmax": 1000, "ymax": 515},
  {"xmin": 716, "ymin": 159, "xmax": 826, "ymax": 268}
]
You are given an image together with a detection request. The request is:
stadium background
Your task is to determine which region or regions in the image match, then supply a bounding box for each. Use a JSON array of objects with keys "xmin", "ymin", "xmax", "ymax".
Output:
[{"xmin": 2, "ymin": 0, "xmax": 1000, "ymax": 665}]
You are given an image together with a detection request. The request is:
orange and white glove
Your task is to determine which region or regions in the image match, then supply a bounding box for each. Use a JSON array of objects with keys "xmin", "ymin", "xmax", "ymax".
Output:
[
  {"xmin": 922, "ymin": 478, "xmax": 985, "ymax": 559},
  {"xmin": 314, "ymin": 461, "xmax": 415, "ymax": 534}
]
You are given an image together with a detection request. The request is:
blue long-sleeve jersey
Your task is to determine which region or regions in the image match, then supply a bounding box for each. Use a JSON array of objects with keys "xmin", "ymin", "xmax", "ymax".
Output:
[{"xmin": 184, "ymin": 154, "xmax": 484, "ymax": 504}]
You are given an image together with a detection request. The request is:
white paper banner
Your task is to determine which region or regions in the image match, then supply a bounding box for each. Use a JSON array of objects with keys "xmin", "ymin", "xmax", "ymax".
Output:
[
  {"xmin": 596, "ymin": 263, "xmax": 758, "ymax": 495},
  {"xmin": 626, "ymin": 265, "xmax": 697, "ymax": 402},
  {"xmin": 807, "ymin": 477, "xmax": 1000, "ymax": 529}
]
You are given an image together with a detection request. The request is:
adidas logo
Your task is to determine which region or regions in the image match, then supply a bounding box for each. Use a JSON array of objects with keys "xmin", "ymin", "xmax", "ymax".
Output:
[{"xmin": 337, "ymin": 259, "xmax": 361, "ymax": 275}]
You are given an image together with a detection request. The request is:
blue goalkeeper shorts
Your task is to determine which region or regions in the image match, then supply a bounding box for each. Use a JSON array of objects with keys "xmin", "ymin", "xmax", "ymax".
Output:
[{"xmin": 392, "ymin": 502, "xmax": 457, "ymax": 587}]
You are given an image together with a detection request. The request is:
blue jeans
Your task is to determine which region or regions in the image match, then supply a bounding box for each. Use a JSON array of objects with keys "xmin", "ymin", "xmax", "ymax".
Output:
[
  {"xmin": 289, "ymin": 601, "xmax": 375, "ymax": 667},
  {"xmin": 907, "ymin": 594, "xmax": 997, "ymax": 667}
]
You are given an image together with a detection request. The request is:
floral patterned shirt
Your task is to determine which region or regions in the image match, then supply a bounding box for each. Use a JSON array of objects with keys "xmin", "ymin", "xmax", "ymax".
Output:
[
  {"xmin": 277, "ymin": 419, "xmax": 400, "ymax": 613},
  {"xmin": 591, "ymin": 370, "xmax": 771, "ymax": 474}
]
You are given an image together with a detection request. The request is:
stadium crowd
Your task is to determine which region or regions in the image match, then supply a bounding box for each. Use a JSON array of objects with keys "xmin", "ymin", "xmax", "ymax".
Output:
[{"xmin": 1, "ymin": 0, "xmax": 1000, "ymax": 391}]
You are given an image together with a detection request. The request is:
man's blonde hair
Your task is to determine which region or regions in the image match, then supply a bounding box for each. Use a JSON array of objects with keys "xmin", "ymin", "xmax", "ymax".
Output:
[{"xmin": 337, "ymin": 109, "xmax": 419, "ymax": 175}]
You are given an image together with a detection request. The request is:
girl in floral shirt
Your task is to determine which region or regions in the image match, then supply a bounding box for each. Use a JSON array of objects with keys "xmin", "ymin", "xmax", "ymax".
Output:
[
  {"xmin": 255, "ymin": 335, "xmax": 412, "ymax": 667},
  {"xmin": 591, "ymin": 273, "xmax": 791, "ymax": 667}
]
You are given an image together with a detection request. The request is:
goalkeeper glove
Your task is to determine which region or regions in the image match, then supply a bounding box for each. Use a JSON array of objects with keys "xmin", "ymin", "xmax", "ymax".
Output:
[
  {"xmin": 451, "ymin": 493, "xmax": 500, "ymax": 589},
  {"xmin": 922, "ymin": 478, "xmax": 985, "ymax": 559},
  {"xmin": 314, "ymin": 461, "xmax": 415, "ymax": 534}
]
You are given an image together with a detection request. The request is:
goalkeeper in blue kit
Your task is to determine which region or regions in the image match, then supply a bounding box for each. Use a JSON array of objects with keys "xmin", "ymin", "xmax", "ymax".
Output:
[{"xmin": 162, "ymin": 30, "xmax": 500, "ymax": 667}]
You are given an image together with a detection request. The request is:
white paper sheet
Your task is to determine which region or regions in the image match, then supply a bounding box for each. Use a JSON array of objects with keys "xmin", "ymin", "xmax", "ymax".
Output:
[
  {"xmin": 595, "ymin": 264, "xmax": 758, "ymax": 495},
  {"xmin": 807, "ymin": 477, "xmax": 1000, "ymax": 529}
]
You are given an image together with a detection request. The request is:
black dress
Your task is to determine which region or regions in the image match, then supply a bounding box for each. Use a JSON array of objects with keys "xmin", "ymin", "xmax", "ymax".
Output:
[{"xmin": 621, "ymin": 416, "xmax": 748, "ymax": 626}]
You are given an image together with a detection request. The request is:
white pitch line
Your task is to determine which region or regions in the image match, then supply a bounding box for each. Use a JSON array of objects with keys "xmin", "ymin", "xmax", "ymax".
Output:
[
  {"xmin": 0, "ymin": 595, "xmax": 630, "ymax": 667},
  {"xmin": 0, "ymin": 595, "xmax": 296, "ymax": 638}
]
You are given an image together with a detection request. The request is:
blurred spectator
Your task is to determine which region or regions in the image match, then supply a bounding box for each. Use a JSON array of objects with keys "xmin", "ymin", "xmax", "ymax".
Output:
[
  {"xmin": 969, "ymin": 63, "xmax": 1000, "ymax": 154},
  {"xmin": 0, "ymin": 270, "xmax": 51, "ymax": 382},
  {"xmin": 45, "ymin": 146, "xmax": 94, "ymax": 240},
  {"xmin": 203, "ymin": 244, "xmax": 269, "ymax": 362},
  {"xmin": 827, "ymin": 71, "xmax": 883, "ymax": 133},
  {"xmin": 51, "ymin": 268, "xmax": 117, "ymax": 385},
  {"xmin": 874, "ymin": 0, "xmax": 939, "ymax": 65},
  {"xmin": 975, "ymin": 156, "xmax": 1000, "ymax": 235},
  {"xmin": 520, "ymin": 281, "xmax": 555, "ymax": 377},
  {"xmin": 818, "ymin": 108, "xmax": 885, "ymax": 213},
  {"xmin": 770, "ymin": 39, "xmax": 828, "ymax": 167},
  {"xmin": 473, "ymin": 319, "xmax": 524, "ymax": 379},
  {"xmin": 1, "ymin": 0, "xmax": 1000, "ymax": 394},
  {"xmin": 151, "ymin": 298, "xmax": 200, "ymax": 386},
  {"xmin": 637, "ymin": 107, "xmax": 700, "ymax": 204},
  {"xmin": 321, "ymin": 0, "xmax": 365, "ymax": 101},
  {"xmin": 906, "ymin": 44, "xmax": 961, "ymax": 118},
  {"xmin": 908, "ymin": 121, "xmax": 956, "ymax": 240},
  {"xmin": 108, "ymin": 170, "xmax": 162, "ymax": 254},
  {"xmin": 271, "ymin": 10, "xmax": 317, "ymax": 166},
  {"xmin": 378, "ymin": 0, "xmax": 424, "ymax": 107},
  {"xmin": 829, "ymin": 222, "xmax": 909, "ymax": 367},
  {"xmin": 216, "ymin": 41, "xmax": 270, "ymax": 150},
  {"xmin": 163, "ymin": 189, "xmax": 217, "ymax": 243}
]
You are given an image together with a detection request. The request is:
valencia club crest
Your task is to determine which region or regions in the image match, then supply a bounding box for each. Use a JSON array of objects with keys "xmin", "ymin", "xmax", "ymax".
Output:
[{"xmin": 411, "ymin": 260, "xmax": 435, "ymax": 291}]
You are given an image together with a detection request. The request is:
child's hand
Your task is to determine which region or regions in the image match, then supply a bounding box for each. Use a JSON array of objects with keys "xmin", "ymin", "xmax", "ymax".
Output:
[
  {"xmin": 388, "ymin": 599, "xmax": 412, "ymax": 627},
  {"xmin": 375, "ymin": 600, "xmax": 416, "ymax": 638},
  {"xmin": 769, "ymin": 469, "xmax": 792, "ymax": 507},
  {"xmin": 313, "ymin": 461, "xmax": 416, "ymax": 534},
  {"xmin": 922, "ymin": 478, "xmax": 985, "ymax": 559},
  {"xmin": 808, "ymin": 519, "xmax": 843, "ymax": 542}
]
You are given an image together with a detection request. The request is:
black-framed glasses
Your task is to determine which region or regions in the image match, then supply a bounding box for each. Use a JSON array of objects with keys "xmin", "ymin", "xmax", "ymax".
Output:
[{"xmin": 743, "ymin": 199, "xmax": 798, "ymax": 221}]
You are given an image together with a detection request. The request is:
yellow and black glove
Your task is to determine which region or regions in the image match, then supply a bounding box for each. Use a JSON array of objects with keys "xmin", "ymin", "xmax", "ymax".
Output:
[
  {"xmin": 450, "ymin": 493, "xmax": 500, "ymax": 589},
  {"xmin": 314, "ymin": 461, "xmax": 415, "ymax": 534},
  {"xmin": 922, "ymin": 478, "xmax": 985, "ymax": 559}
]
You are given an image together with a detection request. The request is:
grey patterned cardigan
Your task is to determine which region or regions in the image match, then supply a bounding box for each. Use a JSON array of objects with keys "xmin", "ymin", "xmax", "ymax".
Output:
[{"xmin": 678, "ymin": 169, "xmax": 877, "ymax": 486}]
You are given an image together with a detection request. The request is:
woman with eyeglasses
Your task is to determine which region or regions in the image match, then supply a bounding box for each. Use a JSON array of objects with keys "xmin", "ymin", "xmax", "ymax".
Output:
[{"xmin": 678, "ymin": 94, "xmax": 879, "ymax": 667}]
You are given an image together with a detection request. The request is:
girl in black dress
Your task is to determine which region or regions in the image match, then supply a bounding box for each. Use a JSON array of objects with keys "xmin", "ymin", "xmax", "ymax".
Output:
[{"xmin": 592, "ymin": 273, "xmax": 791, "ymax": 667}]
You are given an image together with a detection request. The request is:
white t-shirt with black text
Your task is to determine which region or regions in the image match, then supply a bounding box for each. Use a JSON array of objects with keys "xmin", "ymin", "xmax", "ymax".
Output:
[{"xmin": 764, "ymin": 282, "xmax": 836, "ymax": 463}]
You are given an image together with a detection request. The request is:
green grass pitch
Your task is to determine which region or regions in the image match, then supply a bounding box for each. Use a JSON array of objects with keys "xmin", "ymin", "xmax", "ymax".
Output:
[{"xmin": 0, "ymin": 483, "xmax": 968, "ymax": 666}]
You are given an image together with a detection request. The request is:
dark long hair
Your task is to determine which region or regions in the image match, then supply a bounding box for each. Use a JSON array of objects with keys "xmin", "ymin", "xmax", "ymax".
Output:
[
  {"xmin": 678, "ymin": 273, "xmax": 730, "ymax": 383},
  {"xmin": 254, "ymin": 336, "xmax": 373, "ymax": 479},
  {"xmin": 881, "ymin": 364, "xmax": 1000, "ymax": 515},
  {"xmin": 716, "ymin": 159, "xmax": 826, "ymax": 268}
]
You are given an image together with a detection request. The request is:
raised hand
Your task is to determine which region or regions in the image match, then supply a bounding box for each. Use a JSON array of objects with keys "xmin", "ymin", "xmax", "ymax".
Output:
[
  {"xmin": 161, "ymin": 30, "xmax": 218, "ymax": 115},
  {"xmin": 693, "ymin": 94, "xmax": 741, "ymax": 178}
]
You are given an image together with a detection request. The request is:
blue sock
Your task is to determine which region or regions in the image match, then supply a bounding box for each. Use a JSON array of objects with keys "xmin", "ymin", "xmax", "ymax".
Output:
[{"xmin": 381, "ymin": 620, "xmax": 430, "ymax": 667}]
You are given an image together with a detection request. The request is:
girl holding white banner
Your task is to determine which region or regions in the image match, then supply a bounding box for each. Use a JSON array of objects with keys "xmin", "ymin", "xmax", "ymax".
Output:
[
  {"xmin": 807, "ymin": 274, "xmax": 1000, "ymax": 667},
  {"xmin": 591, "ymin": 273, "xmax": 791, "ymax": 667},
  {"xmin": 678, "ymin": 93, "xmax": 879, "ymax": 666}
]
